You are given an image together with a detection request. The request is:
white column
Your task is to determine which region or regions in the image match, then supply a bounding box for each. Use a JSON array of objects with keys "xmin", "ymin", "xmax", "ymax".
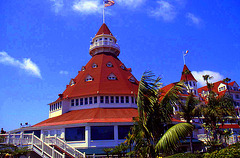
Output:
[
  {"xmin": 85, "ymin": 126, "xmax": 91, "ymax": 147},
  {"xmin": 114, "ymin": 125, "xmax": 118, "ymax": 146},
  {"xmin": 40, "ymin": 130, "xmax": 44, "ymax": 140}
]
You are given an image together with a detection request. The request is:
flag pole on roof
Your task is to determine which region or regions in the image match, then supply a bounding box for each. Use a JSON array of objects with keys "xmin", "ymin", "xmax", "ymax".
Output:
[
  {"xmin": 183, "ymin": 50, "xmax": 189, "ymax": 65},
  {"xmin": 103, "ymin": 0, "xmax": 115, "ymax": 24}
]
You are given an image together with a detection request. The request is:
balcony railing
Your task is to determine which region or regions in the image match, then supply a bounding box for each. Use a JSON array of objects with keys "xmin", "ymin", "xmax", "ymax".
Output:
[{"xmin": 90, "ymin": 41, "xmax": 120, "ymax": 51}]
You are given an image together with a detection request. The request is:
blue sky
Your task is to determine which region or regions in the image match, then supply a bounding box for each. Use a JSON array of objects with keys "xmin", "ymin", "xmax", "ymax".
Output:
[{"xmin": 0, "ymin": 0, "xmax": 240, "ymax": 131}]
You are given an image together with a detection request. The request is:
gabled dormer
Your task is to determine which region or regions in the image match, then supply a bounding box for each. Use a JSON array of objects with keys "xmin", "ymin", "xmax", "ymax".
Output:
[
  {"xmin": 85, "ymin": 75, "xmax": 94, "ymax": 82},
  {"xmin": 69, "ymin": 78, "xmax": 76, "ymax": 86},
  {"xmin": 108, "ymin": 73, "xmax": 117, "ymax": 80}
]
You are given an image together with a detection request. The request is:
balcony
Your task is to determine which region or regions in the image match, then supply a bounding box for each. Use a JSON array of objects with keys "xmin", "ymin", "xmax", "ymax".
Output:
[{"xmin": 89, "ymin": 41, "xmax": 120, "ymax": 51}]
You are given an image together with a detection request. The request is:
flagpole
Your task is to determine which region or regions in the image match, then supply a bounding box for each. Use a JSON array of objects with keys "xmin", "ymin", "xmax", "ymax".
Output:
[
  {"xmin": 183, "ymin": 51, "xmax": 186, "ymax": 65},
  {"xmin": 103, "ymin": 0, "xmax": 105, "ymax": 23}
]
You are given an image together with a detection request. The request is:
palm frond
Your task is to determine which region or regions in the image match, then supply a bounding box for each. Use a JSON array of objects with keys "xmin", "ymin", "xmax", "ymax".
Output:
[{"xmin": 155, "ymin": 123, "xmax": 193, "ymax": 153}]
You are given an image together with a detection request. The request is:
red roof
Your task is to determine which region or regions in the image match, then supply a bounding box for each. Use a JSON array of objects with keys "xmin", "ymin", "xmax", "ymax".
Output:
[
  {"xmin": 56, "ymin": 53, "xmax": 139, "ymax": 101},
  {"xmin": 219, "ymin": 124, "xmax": 240, "ymax": 129},
  {"xmin": 34, "ymin": 108, "xmax": 138, "ymax": 127},
  {"xmin": 180, "ymin": 65, "xmax": 197, "ymax": 82},
  {"xmin": 96, "ymin": 23, "xmax": 112, "ymax": 36},
  {"xmin": 33, "ymin": 108, "xmax": 185, "ymax": 127}
]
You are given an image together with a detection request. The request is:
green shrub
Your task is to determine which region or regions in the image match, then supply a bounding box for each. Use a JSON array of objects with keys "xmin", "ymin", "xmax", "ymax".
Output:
[
  {"xmin": 203, "ymin": 142, "xmax": 240, "ymax": 158},
  {"xmin": 166, "ymin": 153, "xmax": 203, "ymax": 158}
]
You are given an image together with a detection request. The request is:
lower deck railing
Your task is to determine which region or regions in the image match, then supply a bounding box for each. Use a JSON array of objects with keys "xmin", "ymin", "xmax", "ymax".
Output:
[{"xmin": 0, "ymin": 133, "xmax": 85, "ymax": 158}]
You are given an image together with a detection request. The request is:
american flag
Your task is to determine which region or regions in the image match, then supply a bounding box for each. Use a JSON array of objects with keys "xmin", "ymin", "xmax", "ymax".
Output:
[
  {"xmin": 184, "ymin": 50, "xmax": 189, "ymax": 56},
  {"xmin": 104, "ymin": 0, "xmax": 115, "ymax": 7}
]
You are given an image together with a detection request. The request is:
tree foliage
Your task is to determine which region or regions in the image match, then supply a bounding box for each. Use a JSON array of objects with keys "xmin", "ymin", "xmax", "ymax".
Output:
[{"xmin": 125, "ymin": 71, "xmax": 194, "ymax": 157}]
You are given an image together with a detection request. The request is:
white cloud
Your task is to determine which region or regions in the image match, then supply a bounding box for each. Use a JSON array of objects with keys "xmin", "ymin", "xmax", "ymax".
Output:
[
  {"xmin": 73, "ymin": 0, "xmax": 102, "ymax": 14},
  {"xmin": 116, "ymin": 0, "xmax": 146, "ymax": 8},
  {"xmin": 0, "ymin": 52, "xmax": 42, "ymax": 79},
  {"xmin": 186, "ymin": 13, "xmax": 201, "ymax": 26},
  {"xmin": 59, "ymin": 70, "xmax": 69, "ymax": 75},
  {"xmin": 50, "ymin": 0, "xmax": 64, "ymax": 13},
  {"xmin": 192, "ymin": 70, "xmax": 224, "ymax": 87},
  {"xmin": 149, "ymin": 0, "xmax": 177, "ymax": 21}
]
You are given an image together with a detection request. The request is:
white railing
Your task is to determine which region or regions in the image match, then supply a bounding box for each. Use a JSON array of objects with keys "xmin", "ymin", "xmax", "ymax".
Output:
[
  {"xmin": 45, "ymin": 136, "xmax": 85, "ymax": 158},
  {"xmin": 89, "ymin": 41, "xmax": 120, "ymax": 50},
  {"xmin": 0, "ymin": 133, "xmax": 64, "ymax": 158}
]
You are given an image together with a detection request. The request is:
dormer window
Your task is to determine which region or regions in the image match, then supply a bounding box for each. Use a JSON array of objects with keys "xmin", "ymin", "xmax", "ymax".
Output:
[
  {"xmin": 108, "ymin": 73, "xmax": 117, "ymax": 80},
  {"xmin": 81, "ymin": 66, "xmax": 86, "ymax": 71},
  {"xmin": 69, "ymin": 79, "xmax": 76, "ymax": 86},
  {"xmin": 106, "ymin": 62, "xmax": 113, "ymax": 67},
  {"xmin": 85, "ymin": 75, "xmax": 93, "ymax": 82},
  {"xmin": 92, "ymin": 63, "xmax": 98, "ymax": 68},
  {"xmin": 120, "ymin": 64, "xmax": 125, "ymax": 70},
  {"xmin": 129, "ymin": 76, "xmax": 136, "ymax": 83}
]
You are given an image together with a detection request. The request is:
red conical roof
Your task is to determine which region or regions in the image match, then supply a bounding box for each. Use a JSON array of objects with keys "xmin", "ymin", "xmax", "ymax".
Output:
[
  {"xmin": 96, "ymin": 23, "xmax": 112, "ymax": 36},
  {"xmin": 57, "ymin": 53, "xmax": 139, "ymax": 101},
  {"xmin": 180, "ymin": 65, "xmax": 197, "ymax": 82}
]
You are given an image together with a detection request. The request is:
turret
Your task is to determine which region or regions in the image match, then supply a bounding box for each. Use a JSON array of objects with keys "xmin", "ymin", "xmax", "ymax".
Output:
[{"xmin": 89, "ymin": 23, "xmax": 120, "ymax": 57}]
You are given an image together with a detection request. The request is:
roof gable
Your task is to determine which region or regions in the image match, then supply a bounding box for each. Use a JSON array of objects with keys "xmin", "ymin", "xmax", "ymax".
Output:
[
  {"xmin": 96, "ymin": 23, "xmax": 112, "ymax": 36},
  {"xmin": 180, "ymin": 65, "xmax": 197, "ymax": 82}
]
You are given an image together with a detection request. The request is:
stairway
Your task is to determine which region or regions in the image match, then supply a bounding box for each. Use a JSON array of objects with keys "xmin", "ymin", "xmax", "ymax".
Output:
[{"xmin": 0, "ymin": 133, "xmax": 85, "ymax": 158}]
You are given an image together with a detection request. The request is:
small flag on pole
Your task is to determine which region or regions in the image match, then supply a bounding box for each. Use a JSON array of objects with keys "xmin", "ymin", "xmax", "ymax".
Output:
[
  {"xmin": 104, "ymin": 0, "xmax": 115, "ymax": 7},
  {"xmin": 184, "ymin": 50, "xmax": 189, "ymax": 56}
]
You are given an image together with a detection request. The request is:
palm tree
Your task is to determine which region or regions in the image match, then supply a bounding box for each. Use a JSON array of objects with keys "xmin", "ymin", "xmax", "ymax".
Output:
[
  {"xmin": 177, "ymin": 93, "xmax": 200, "ymax": 153},
  {"xmin": 201, "ymin": 75, "xmax": 236, "ymax": 143},
  {"xmin": 130, "ymin": 71, "xmax": 193, "ymax": 157}
]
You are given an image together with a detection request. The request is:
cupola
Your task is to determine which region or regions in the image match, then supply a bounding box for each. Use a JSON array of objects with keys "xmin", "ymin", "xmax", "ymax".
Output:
[{"xmin": 89, "ymin": 23, "xmax": 120, "ymax": 57}]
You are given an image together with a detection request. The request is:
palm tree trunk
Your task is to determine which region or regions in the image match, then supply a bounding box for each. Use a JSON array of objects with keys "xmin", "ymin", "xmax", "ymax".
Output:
[
  {"xmin": 187, "ymin": 121, "xmax": 193, "ymax": 153},
  {"xmin": 190, "ymin": 132, "xmax": 193, "ymax": 153}
]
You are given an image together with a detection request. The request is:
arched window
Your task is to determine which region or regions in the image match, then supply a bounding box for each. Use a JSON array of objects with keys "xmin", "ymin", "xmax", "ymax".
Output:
[
  {"xmin": 106, "ymin": 62, "xmax": 113, "ymax": 67},
  {"xmin": 92, "ymin": 63, "xmax": 98, "ymax": 68}
]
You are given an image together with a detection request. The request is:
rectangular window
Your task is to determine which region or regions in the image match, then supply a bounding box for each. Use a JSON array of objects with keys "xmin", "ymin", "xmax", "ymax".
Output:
[
  {"xmin": 71, "ymin": 99, "xmax": 74, "ymax": 106},
  {"xmin": 236, "ymin": 95, "xmax": 239, "ymax": 99},
  {"xmin": 85, "ymin": 98, "xmax": 88, "ymax": 105},
  {"xmin": 56, "ymin": 130, "xmax": 61, "ymax": 137},
  {"xmin": 65, "ymin": 127, "xmax": 85, "ymax": 141},
  {"xmin": 189, "ymin": 82, "xmax": 192, "ymax": 86},
  {"xmin": 89, "ymin": 97, "xmax": 93, "ymax": 104},
  {"xmin": 131, "ymin": 97, "xmax": 134, "ymax": 104},
  {"xmin": 94, "ymin": 96, "xmax": 97, "ymax": 104},
  {"xmin": 50, "ymin": 130, "xmax": 55, "ymax": 136},
  {"xmin": 116, "ymin": 96, "xmax": 119, "ymax": 103},
  {"xmin": 111, "ymin": 96, "xmax": 114, "ymax": 103},
  {"xmin": 118, "ymin": 125, "xmax": 132, "ymax": 139},
  {"xmin": 91, "ymin": 126, "xmax": 114, "ymax": 140},
  {"xmin": 105, "ymin": 96, "xmax": 109, "ymax": 104},
  {"xmin": 121, "ymin": 96, "xmax": 124, "ymax": 103},
  {"xmin": 80, "ymin": 98, "xmax": 83, "ymax": 105},
  {"xmin": 126, "ymin": 96, "xmax": 129, "ymax": 103},
  {"xmin": 76, "ymin": 99, "xmax": 79, "ymax": 106},
  {"xmin": 44, "ymin": 131, "xmax": 48, "ymax": 136},
  {"xmin": 100, "ymin": 96, "xmax": 104, "ymax": 103}
]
